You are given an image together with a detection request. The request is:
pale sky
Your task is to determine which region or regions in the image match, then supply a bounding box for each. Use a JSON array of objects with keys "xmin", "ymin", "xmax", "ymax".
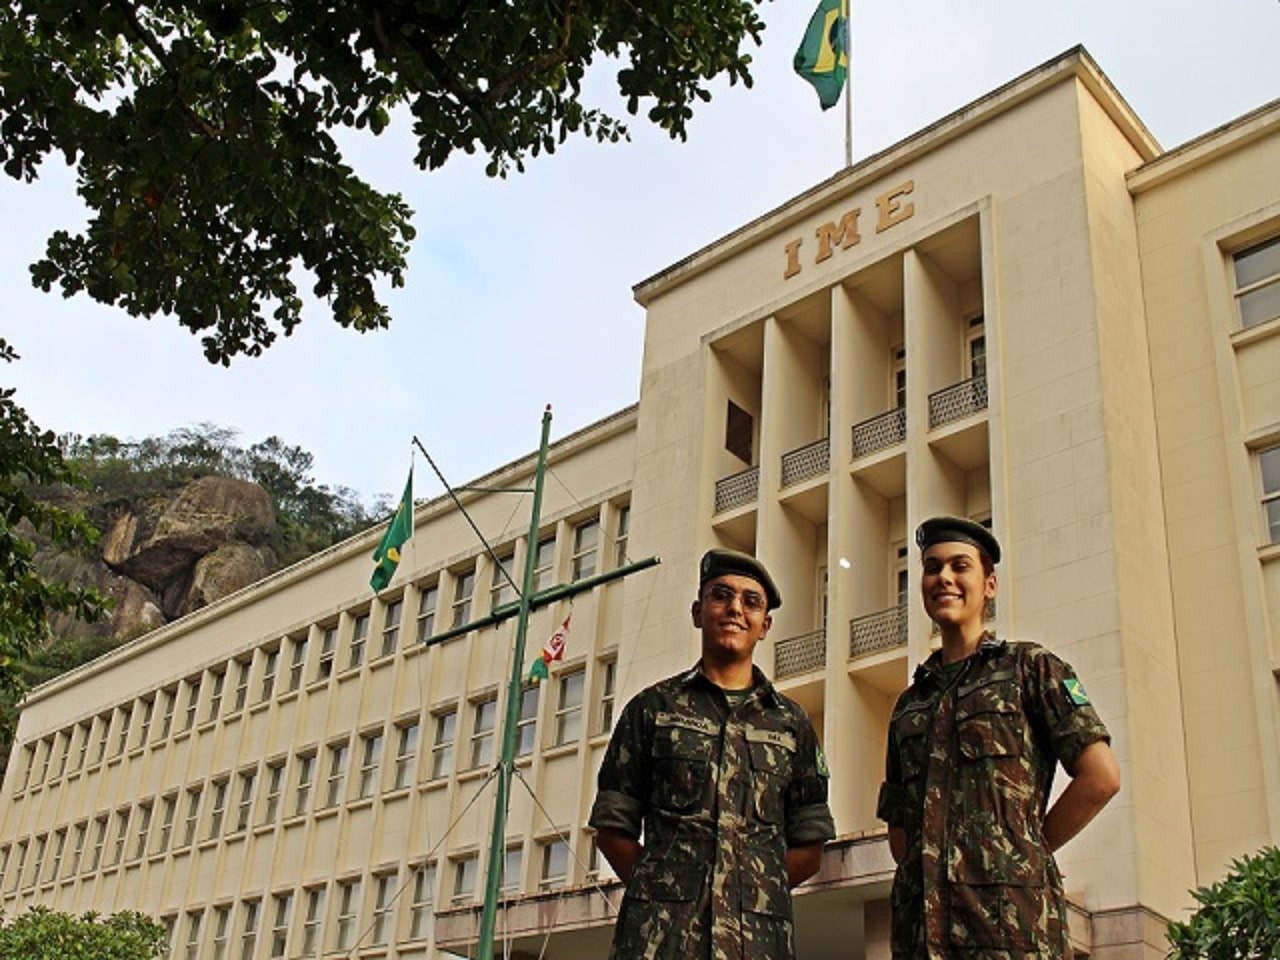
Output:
[{"xmin": 3, "ymin": 1, "xmax": 1279, "ymax": 507}]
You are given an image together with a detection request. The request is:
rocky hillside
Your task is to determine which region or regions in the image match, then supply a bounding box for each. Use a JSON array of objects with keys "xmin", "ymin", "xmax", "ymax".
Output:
[{"xmin": 41, "ymin": 474, "xmax": 284, "ymax": 645}]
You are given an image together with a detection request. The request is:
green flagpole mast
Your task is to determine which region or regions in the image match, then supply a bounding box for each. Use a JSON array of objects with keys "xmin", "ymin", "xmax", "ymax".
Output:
[{"xmin": 475, "ymin": 404, "xmax": 553, "ymax": 960}]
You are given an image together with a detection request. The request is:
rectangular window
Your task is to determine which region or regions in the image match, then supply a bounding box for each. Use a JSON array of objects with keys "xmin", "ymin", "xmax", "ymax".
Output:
[
  {"xmin": 260, "ymin": 648, "xmax": 279, "ymax": 702},
  {"xmin": 532, "ymin": 537, "xmax": 556, "ymax": 592},
  {"xmin": 239, "ymin": 899, "xmax": 259, "ymax": 960},
  {"xmin": 294, "ymin": 753, "xmax": 316, "ymax": 816},
  {"xmin": 183, "ymin": 911, "xmax": 203, "ymax": 960},
  {"xmin": 211, "ymin": 905, "xmax": 231, "ymax": 960},
  {"xmin": 571, "ymin": 519, "xmax": 599, "ymax": 580},
  {"xmin": 235, "ymin": 768, "xmax": 256, "ymax": 832},
  {"xmin": 517, "ymin": 684, "xmax": 539, "ymax": 757},
  {"xmin": 28, "ymin": 833, "xmax": 45, "ymax": 888},
  {"xmin": 89, "ymin": 815, "xmax": 108, "ymax": 870},
  {"xmin": 380, "ymin": 599, "xmax": 402, "ymax": 657},
  {"xmin": 613, "ymin": 504, "xmax": 630, "ymax": 567},
  {"xmin": 416, "ymin": 583, "xmax": 439, "ymax": 642},
  {"xmin": 301, "ymin": 887, "xmax": 325, "ymax": 956},
  {"xmin": 182, "ymin": 787, "xmax": 202, "ymax": 848},
  {"xmin": 452, "ymin": 855, "xmax": 478, "ymax": 905},
  {"xmin": 430, "ymin": 709, "xmax": 456, "ymax": 780},
  {"xmin": 207, "ymin": 669, "xmax": 225, "ymax": 722},
  {"xmin": 35, "ymin": 737, "xmax": 51, "ymax": 784},
  {"xmin": 598, "ymin": 659, "xmax": 618, "ymax": 734},
  {"xmin": 348, "ymin": 614, "xmax": 370, "ymax": 669},
  {"xmin": 10, "ymin": 841, "xmax": 26, "ymax": 891},
  {"xmin": 50, "ymin": 730, "xmax": 68, "ymax": 780},
  {"xmin": 358, "ymin": 731, "xmax": 383, "ymax": 799},
  {"xmin": 75, "ymin": 720, "xmax": 91, "ymax": 770},
  {"xmin": 70, "ymin": 821, "xmax": 87, "ymax": 875},
  {"xmin": 232, "ymin": 658, "xmax": 251, "ymax": 712},
  {"xmin": 182, "ymin": 678, "xmax": 201, "ymax": 732},
  {"xmin": 136, "ymin": 697, "xmax": 154, "ymax": 747},
  {"xmin": 208, "ymin": 780, "xmax": 228, "ymax": 839},
  {"xmin": 893, "ymin": 346, "xmax": 907, "ymax": 409},
  {"xmin": 371, "ymin": 872, "xmax": 396, "ymax": 945},
  {"xmin": 156, "ymin": 795, "xmax": 176, "ymax": 855},
  {"xmin": 262, "ymin": 760, "xmax": 285, "ymax": 824},
  {"xmin": 409, "ymin": 863, "xmax": 436, "ymax": 939},
  {"xmin": 317, "ymin": 626, "xmax": 336, "ymax": 681},
  {"xmin": 451, "ymin": 569, "xmax": 475, "ymax": 628},
  {"xmin": 726, "ymin": 399, "xmax": 753, "ymax": 464},
  {"xmin": 555, "ymin": 669, "xmax": 585, "ymax": 745},
  {"xmin": 469, "ymin": 697, "xmax": 497, "ymax": 769},
  {"xmin": 94, "ymin": 713, "xmax": 110, "ymax": 762},
  {"xmin": 288, "ymin": 636, "xmax": 307, "ymax": 691},
  {"xmin": 115, "ymin": 706, "xmax": 132, "ymax": 756},
  {"xmin": 490, "ymin": 551, "xmax": 516, "ymax": 610},
  {"xmin": 269, "ymin": 892, "xmax": 291, "ymax": 959},
  {"xmin": 539, "ymin": 838, "xmax": 569, "ymax": 891},
  {"xmin": 132, "ymin": 802, "xmax": 151, "ymax": 860},
  {"xmin": 16, "ymin": 743, "xmax": 34, "ymax": 791},
  {"xmin": 968, "ymin": 316, "xmax": 986, "ymax": 380},
  {"xmin": 502, "ymin": 845, "xmax": 523, "ymax": 895},
  {"xmin": 394, "ymin": 721, "xmax": 419, "ymax": 790},
  {"xmin": 110, "ymin": 808, "xmax": 129, "ymax": 866},
  {"xmin": 1235, "ymin": 234, "xmax": 1280, "ymax": 329},
  {"xmin": 334, "ymin": 878, "xmax": 361, "ymax": 951},
  {"xmin": 325, "ymin": 741, "xmax": 349, "ymax": 808},
  {"xmin": 48, "ymin": 828, "xmax": 66, "ymax": 882},
  {"xmin": 1262, "ymin": 444, "xmax": 1280, "ymax": 543}
]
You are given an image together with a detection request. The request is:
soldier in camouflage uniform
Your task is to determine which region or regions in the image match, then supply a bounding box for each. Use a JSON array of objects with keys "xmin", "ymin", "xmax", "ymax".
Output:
[
  {"xmin": 590, "ymin": 548, "xmax": 835, "ymax": 960},
  {"xmin": 878, "ymin": 517, "xmax": 1121, "ymax": 959}
]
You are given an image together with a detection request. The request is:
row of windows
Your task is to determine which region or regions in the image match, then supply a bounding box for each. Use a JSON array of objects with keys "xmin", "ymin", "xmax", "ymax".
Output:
[
  {"xmin": 1, "ymin": 658, "xmax": 617, "ymax": 895},
  {"xmin": 11, "ymin": 504, "xmax": 630, "ymax": 797},
  {"xmin": 160, "ymin": 838, "xmax": 596, "ymax": 960}
]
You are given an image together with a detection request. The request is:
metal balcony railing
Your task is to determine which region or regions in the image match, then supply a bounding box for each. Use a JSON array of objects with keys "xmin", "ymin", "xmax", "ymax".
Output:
[
  {"xmin": 849, "ymin": 605, "xmax": 908, "ymax": 659},
  {"xmin": 928, "ymin": 375, "xmax": 988, "ymax": 428},
  {"xmin": 714, "ymin": 466, "xmax": 759, "ymax": 513},
  {"xmin": 774, "ymin": 629, "xmax": 826, "ymax": 679},
  {"xmin": 852, "ymin": 407, "xmax": 906, "ymax": 459},
  {"xmin": 780, "ymin": 438, "xmax": 830, "ymax": 488}
]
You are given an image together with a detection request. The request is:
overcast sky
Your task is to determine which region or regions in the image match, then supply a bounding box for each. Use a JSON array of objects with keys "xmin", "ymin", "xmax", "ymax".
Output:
[{"xmin": 3, "ymin": 1, "xmax": 1279, "ymax": 508}]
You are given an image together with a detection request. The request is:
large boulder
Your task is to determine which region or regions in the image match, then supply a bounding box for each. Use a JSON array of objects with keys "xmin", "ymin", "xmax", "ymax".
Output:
[
  {"xmin": 102, "ymin": 476, "xmax": 275, "ymax": 591},
  {"xmin": 177, "ymin": 542, "xmax": 277, "ymax": 617}
]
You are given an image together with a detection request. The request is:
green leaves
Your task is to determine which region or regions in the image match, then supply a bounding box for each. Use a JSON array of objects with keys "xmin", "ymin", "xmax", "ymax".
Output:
[
  {"xmin": 1, "ymin": 0, "xmax": 767, "ymax": 363},
  {"xmin": 0, "ymin": 907, "xmax": 167, "ymax": 958},
  {"xmin": 1166, "ymin": 846, "xmax": 1280, "ymax": 960}
]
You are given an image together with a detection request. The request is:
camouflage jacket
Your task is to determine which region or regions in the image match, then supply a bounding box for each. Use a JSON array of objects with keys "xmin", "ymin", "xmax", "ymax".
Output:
[
  {"xmin": 589, "ymin": 664, "xmax": 835, "ymax": 960},
  {"xmin": 876, "ymin": 637, "xmax": 1110, "ymax": 959}
]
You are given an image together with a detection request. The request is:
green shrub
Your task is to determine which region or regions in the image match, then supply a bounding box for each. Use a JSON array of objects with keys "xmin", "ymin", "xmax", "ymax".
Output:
[{"xmin": 1167, "ymin": 846, "xmax": 1280, "ymax": 959}]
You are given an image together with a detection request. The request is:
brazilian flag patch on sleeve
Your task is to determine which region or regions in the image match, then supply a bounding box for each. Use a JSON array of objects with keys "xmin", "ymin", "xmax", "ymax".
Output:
[
  {"xmin": 1064, "ymin": 678, "xmax": 1091, "ymax": 706},
  {"xmin": 816, "ymin": 746, "xmax": 829, "ymax": 778}
]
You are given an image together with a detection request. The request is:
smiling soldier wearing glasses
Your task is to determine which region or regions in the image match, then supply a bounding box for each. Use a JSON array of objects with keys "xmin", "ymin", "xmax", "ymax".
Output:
[{"xmin": 589, "ymin": 548, "xmax": 834, "ymax": 960}]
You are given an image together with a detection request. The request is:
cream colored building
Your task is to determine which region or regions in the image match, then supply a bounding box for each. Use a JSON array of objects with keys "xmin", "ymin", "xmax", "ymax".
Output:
[{"xmin": 2, "ymin": 47, "xmax": 1278, "ymax": 959}]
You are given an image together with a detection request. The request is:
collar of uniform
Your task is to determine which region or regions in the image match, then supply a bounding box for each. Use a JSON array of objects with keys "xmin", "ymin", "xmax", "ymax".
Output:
[
  {"xmin": 913, "ymin": 633, "xmax": 1006, "ymax": 684},
  {"xmin": 682, "ymin": 662, "xmax": 782, "ymax": 707}
]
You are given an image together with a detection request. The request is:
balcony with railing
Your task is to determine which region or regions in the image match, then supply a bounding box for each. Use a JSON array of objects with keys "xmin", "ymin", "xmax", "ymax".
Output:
[
  {"xmin": 849, "ymin": 605, "xmax": 907, "ymax": 659},
  {"xmin": 928, "ymin": 375, "xmax": 987, "ymax": 429},
  {"xmin": 714, "ymin": 466, "xmax": 759, "ymax": 514},
  {"xmin": 774, "ymin": 629, "xmax": 826, "ymax": 679},
  {"xmin": 852, "ymin": 407, "xmax": 906, "ymax": 459},
  {"xmin": 780, "ymin": 438, "xmax": 830, "ymax": 488}
]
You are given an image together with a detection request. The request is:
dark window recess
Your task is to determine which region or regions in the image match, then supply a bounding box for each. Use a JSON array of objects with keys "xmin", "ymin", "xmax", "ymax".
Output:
[{"xmin": 726, "ymin": 401, "xmax": 753, "ymax": 464}]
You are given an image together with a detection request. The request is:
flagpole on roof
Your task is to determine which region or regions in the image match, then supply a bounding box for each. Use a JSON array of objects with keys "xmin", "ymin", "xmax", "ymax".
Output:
[{"xmin": 843, "ymin": 0, "xmax": 853, "ymax": 167}]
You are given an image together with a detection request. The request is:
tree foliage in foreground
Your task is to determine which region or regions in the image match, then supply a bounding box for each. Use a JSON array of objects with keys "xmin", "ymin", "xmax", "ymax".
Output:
[
  {"xmin": 0, "ymin": 339, "xmax": 107, "ymax": 708},
  {"xmin": 0, "ymin": 0, "xmax": 767, "ymax": 364},
  {"xmin": 1166, "ymin": 846, "xmax": 1280, "ymax": 960},
  {"xmin": 0, "ymin": 907, "xmax": 166, "ymax": 959}
]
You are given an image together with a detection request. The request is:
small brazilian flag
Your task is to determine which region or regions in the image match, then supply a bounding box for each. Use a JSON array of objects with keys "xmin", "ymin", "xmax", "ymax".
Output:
[
  {"xmin": 1064, "ymin": 678, "xmax": 1090, "ymax": 706},
  {"xmin": 371, "ymin": 469, "xmax": 413, "ymax": 591}
]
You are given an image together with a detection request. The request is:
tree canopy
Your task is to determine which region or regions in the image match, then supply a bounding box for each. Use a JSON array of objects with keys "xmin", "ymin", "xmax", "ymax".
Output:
[
  {"xmin": 0, "ymin": 0, "xmax": 767, "ymax": 364},
  {"xmin": 0, "ymin": 907, "xmax": 166, "ymax": 959}
]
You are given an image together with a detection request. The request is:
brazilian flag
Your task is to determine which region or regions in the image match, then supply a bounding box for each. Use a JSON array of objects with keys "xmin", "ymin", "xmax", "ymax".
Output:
[
  {"xmin": 371, "ymin": 469, "xmax": 413, "ymax": 591},
  {"xmin": 794, "ymin": 0, "xmax": 849, "ymax": 110}
]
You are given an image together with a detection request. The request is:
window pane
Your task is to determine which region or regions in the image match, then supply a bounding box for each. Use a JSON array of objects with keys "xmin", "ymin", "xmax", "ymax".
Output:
[
  {"xmin": 1240, "ymin": 280, "xmax": 1280, "ymax": 329},
  {"xmin": 1235, "ymin": 235, "xmax": 1280, "ymax": 288}
]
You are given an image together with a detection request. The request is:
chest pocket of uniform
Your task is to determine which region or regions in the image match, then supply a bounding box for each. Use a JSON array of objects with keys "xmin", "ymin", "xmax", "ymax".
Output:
[
  {"xmin": 746, "ymin": 729, "xmax": 796, "ymax": 824},
  {"xmin": 893, "ymin": 702, "xmax": 933, "ymax": 782},
  {"xmin": 651, "ymin": 715, "xmax": 715, "ymax": 811},
  {"xmin": 955, "ymin": 674, "xmax": 1023, "ymax": 761}
]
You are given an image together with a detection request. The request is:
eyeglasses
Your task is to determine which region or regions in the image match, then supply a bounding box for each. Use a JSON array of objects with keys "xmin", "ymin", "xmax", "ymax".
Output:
[{"xmin": 703, "ymin": 584, "xmax": 768, "ymax": 613}]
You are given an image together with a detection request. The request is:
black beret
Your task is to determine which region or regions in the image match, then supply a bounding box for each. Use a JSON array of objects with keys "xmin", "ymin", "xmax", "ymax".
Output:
[
  {"xmin": 915, "ymin": 516, "xmax": 1001, "ymax": 564},
  {"xmin": 698, "ymin": 548, "xmax": 782, "ymax": 610}
]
